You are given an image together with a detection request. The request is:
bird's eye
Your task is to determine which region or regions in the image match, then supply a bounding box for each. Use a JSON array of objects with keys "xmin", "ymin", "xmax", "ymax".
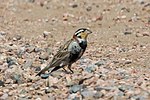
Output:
[{"xmin": 78, "ymin": 36, "xmax": 81, "ymax": 38}]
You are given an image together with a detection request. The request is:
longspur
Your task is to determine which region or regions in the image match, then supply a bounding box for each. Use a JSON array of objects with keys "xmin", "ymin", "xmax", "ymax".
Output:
[{"xmin": 36, "ymin": 28, "xmax": 92, "ymax": 76}]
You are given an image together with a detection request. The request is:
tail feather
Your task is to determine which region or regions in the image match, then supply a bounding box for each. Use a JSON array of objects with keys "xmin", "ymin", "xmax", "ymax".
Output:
[{"xmin": 36, "ymin": 65, "xmax": 51, "ymax": 76}]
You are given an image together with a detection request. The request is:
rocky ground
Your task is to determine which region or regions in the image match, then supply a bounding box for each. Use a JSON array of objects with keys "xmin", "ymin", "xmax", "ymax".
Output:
[{"xmin": 0, "ymin": 0, "xmax": 150, "ymax": 100}]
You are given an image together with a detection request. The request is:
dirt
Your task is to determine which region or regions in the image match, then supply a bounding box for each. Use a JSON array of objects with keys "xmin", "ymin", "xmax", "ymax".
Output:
[{"xmin": 0, "ymin": 0, "xmax": 150, "ymax": 99}]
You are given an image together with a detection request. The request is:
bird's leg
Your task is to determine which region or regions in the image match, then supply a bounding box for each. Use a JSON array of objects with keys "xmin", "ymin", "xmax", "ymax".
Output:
[
  {"xmin": 63, "ymin": 67, "xmax": 68, "ymax": 72},
  {"xmin": 68, "ymin": 64, "xmax": 74, "ymax": 74}
]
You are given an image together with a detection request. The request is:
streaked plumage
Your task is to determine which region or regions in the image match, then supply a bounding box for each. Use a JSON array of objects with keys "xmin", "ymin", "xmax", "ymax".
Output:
[{"xmin": 36, "ymin": 28, "xmax": 92, "ymax": 76}]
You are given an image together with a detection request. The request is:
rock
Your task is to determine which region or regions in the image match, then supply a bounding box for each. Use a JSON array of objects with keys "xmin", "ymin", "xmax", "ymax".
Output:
[
  {"xmin": 13, "ymin": 35, "xmax": 22, "ymax": 41},
  {"xmin": 118, "ymin": 85, "xmax": 134, "ymax": 92},
  {"xmin": 39, "ymin": 53, "xmax": 49, "ymax": 60},
  {"xmin": 68, "ymin": 94, "xmax": 79, "ymax": 100},
  {"xmin": 69, "ymin": 3, "xmax": 78, "ymax": 8},
  {"xmin": 93, "ymin": 92, "xmax": 104, "ymax": 99},
  {"xmin": 86, "ymin": 6, "xmax": 92, "ymax": 11},
  {"xmin": 70, "ymin": 85, "xmax": 82, "ymax": 93},
  {"xmin": 43, "ymin": 31, "xmax": 51, "ymax": 38},
  {"xmin": 95, "ymin": 60, "xmax": 105, "ymax": 66},
  {"xmin": 85, "ymin": 64, "xmax": 97, "ymax": 73},
  {"xmin": 0, "ymin": 93, "xmax": 8, "ymax": 100},
  {"xmin": 0, "ymin": 31, "xmax": 7, "ymax": 36},
  {"xmin": 27, "ymin": 46, "xmax": 35, "ymax": 53},
  {"xmin": 124, "ymin": 31, "xmax": 132, "ymax": 35},
  {"xmin": 17, "ymin": 47, "xmax": 26, "ymax": 58},
  {"xmin": 35, "ymin": 66, "xmax": 41, "ymax": 72},
  {"xmin": 0, "ymin": 80, "xmax": 4, "ymax": 86},
  {"xmin": 45, "ymin": 87, "xmax": 53, "ymax": 94},
  {"xmin": 12, "ymin": 74, "xmax": 22, "ymax": 84},
  {"xmin": 23, "ymin": 59, "xmax": 33, "ymax": 69},
  {"xmin": 3, "ymin": 89, "xmax": 9, "ymax": 93},
  {"xmin": 6, "ymin": 57, "xmax": 18, "ymax": 67},
  {"xmin": 94, "ymin": 86, "xmax": 114, "ymax": 91},
  {"xmin": 81, "ymin": 90, "xmax": 96, "ymax": 99},
  {"xmin": 34, "ymin": 47, "xmax": 42, "ymax": 53},
  {"xmin": 27, "ymin": 0, "xmax": 35, "ymax": 3}
]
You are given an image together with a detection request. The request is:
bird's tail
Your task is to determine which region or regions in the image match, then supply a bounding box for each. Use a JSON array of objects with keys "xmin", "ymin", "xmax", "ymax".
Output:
[{"xmin": 36, "ymin": 65, "xmax": 51, "ymax": 76}]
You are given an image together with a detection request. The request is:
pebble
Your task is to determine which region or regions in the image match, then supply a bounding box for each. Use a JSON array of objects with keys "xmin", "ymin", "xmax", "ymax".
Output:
[
  {"xmin": 6, "ymin": 57, "xmax": 18, "ymax": 67},
  {"xmin": 0, "ymin": 31, "xmax": 7, "ymax": 36},
  {"xmin": 95, "ymin": 60, "xmax": 105, "ymax": 66},
  {"xmin": 43, "ymin": 31, "xmax": 51, "ymax": 38},
  {"xmin": 0, "ymin": 93, "xmax": 8, "ymax": 100},
  {"xmin": 70, "ymin": 85, "xmax": 82, "ymax": 93},
  {"xmin": 69, "ymin": 3, "xmax": 78, "ymax": 8},
  {"xmin": 94, "ymin": 86, "xmax": 114, "ymax": 91},
  {"xmin": 39, "ymin": 53, "xmax": 49, "ymax": 60},
  {"xmin": 85, "ymin": 64, "xmax": 97, "ymax": 73},
  {"xmin": 81, "ymin": 90, "xmax": 96, "ymax": 99},
  {"xmin": 0, "ymin": 80, "xmax": 4, "ymax": 86},
  {"xmin": 23, "ymin": 59, "xmax": 33, "ymax": 69}
]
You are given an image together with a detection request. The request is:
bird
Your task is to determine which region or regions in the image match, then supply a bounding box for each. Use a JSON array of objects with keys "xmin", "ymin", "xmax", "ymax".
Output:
[{"xmin": 36, "ymin": 28, "xmax": 92, "ymax": 76}]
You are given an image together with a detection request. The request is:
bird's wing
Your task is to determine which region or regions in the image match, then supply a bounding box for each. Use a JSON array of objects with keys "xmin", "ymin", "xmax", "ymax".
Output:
[{"xmin": 36, "ymin": 39, "xmax": 73, "ymax": 76}]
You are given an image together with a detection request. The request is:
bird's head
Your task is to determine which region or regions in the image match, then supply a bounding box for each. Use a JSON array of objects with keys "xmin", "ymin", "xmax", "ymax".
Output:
[{"xmin": 73, "ymin": 28, "xmax": 92, "ymax": 42}]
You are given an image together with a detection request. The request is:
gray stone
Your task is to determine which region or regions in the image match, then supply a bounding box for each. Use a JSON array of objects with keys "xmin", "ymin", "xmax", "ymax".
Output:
[
  {"xmin": 0, "ymin": 80, "xmax": 4, "ymax": 86},
  {"xmin": 81, "ymin": 90, "xmax": 96, "ymax": 98},
  {"xmin": 118, "ymin": 85, "xmax": 134, "ymax": 92},
  {"xmin": 95, "ymin": 60, "xmax": 105, "ymax": 66},
  {"xmin": 0, "ymin": 31, "xmax": 7, "ymax": 36},
  {"xmin": 39, "ymin": 53, "xmax": 49, "ymax": 60},
  {"xmin": 86, "ymin": 6, "xmax": 92, "ymax": 11},
  {"xmin": 23, "ymin": 59, "xmax": 33, "ymax": 69},
  {"xmin": 6, "ymin": 57, "xmax": 18, "ymax": 67},
  {"xmin": 12, "ymin": 74, "xmax": 22, "ymax": 84},
  {"xmin": 93, "ymin": 92, "xmax": 104, "ymax": 99},
  {"xmin": 13, "ymin": 35, "xmax": 22, "ymax": 41},
  {"xmin": 85, "ymin": 64, "xmax": 96, "ymax": 73},
  {"xmin": 0, "ymin": 93, "xmax": 8, "ymax": 100},
  {"xmin": 70, "ymin": 85, "xmax": 82, "ymax": 93},
  {"xmin": 94, "ymin": 86, "xmax": 114, "ymax": 91}
]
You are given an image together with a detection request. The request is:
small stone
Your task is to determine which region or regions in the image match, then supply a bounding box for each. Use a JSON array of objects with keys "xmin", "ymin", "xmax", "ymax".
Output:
[
  {"xmin": 23, "ymin": 59, "xmax": 33, "ymax": 69},
  {"xmin": 27, "ymin": 46, "xmax": 35, "ymax": 53},
  {"xmin": 69, "ymin": 3, "xmax": 78, "ymax": 8},
  {"xmin": 6, "ymin": 57, "xmax": 18, "ymax": 67},
  {"xmin": 93, "ymin": 92, "xmax": 104, "ymax": 99},
  {"xmin": 39, "ymin": 53, "xmax": 49, "ymax": 60},
  {"xmin": 70, "ymin": 85, "xmax": 82, "ymax": 93},
  {"xmin": 124, "ymin": 31, "xmax": 132, "ymax": 35},
  {"xmin": 0, "ymin": 31, "xmax": 7, "ymax": 36},
  {"xmin": 3, "ymin": 89, "xmax": 9, "ymax": 93},
  {"xmin": 43, "ymin": 31, "xmax": 51, "ymax": 38},
  {"xmin": 12, "ymin": 74, "xmax": 22, "ymax": 84},
  {"xmin": 85, "ymin": 64, "xmax": 97, "ymax": 73},
  {"xmin": 35, "ymin": 97, "xmax": 42, "ymax": 100},
  {"xmin": 94, "ymin": 86, "xmax": 113, "ymax": 91},
  {"xmin": 35, "ymin": 66, "xmax": 41, "ymax": 72},
  {"xmin": 45, "ymin": 87, "xmax": 53, "ymax": 94},
  {"xmin": 95, "ymin": 60, "xmax": 105, "ymax": 66},
  {"xmin": 34, "ymin": 47, "xmax": 42, "ymax": 53},
  {"xmin": 0, "ymin": 93, "xmax": 8, "ymax": 100},
  {"xmin": 26, "ymin": 0, "xmax": 35, "ymax": 3},
  {"xmin": 86, "ymin": 6, "xmax": 92, "ymax": 11},
  {"xmin": 0, "ymin": 80, "xmax": 4, "ymax": 86},
  {"xmin": 81, "ymin": 90, "xmax": 96, "ymax": 99},
  {"xmin": 13, "ymin": 35, "xmax": 22, "ymax": 41}
]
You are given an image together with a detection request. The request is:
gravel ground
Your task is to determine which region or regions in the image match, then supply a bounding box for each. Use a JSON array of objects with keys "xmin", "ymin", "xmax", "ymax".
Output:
[{"xmin": 0, "ymin": 0, "xmax": 150, "ymax": 100}]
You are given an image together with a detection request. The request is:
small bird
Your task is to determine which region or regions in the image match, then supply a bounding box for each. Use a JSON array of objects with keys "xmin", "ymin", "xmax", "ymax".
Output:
[{"xmin": 36, "ymin": 28, "xmax": 92, "ymax": 76}]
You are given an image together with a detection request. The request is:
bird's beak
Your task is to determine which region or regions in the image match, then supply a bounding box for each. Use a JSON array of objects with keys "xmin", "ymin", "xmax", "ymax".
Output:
[{"xmin": 87, "ymin": 29, "xmax": 92, "ymax": 34}]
